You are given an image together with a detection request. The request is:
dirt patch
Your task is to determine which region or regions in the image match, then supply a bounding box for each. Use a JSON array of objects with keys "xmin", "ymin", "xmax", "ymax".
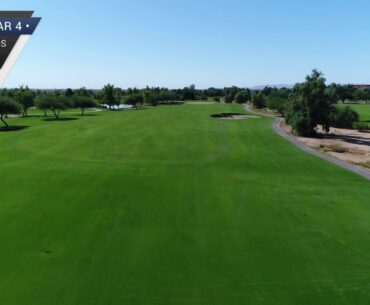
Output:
[
  {"xmin": 247, "ymin": 106, "xmax": 279, "ymax": 117},
  {"xmin": 211, "ymin": 113, "xmax": 260, "ymax": 120},
  {"xmin": 281, "ymin": 120, "xmax": 370, "ymax": 170}
]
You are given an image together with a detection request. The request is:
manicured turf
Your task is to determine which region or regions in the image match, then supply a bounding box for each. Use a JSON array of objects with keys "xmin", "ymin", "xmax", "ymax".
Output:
[
  {"xmin": 27, "ymin": 107, "xmax": 98, "ymax": 116},
  {"xmin": 0, "ymin": 103, "xmax": 369, "ymax": 305},
  {"xmin": 337, "ymin": 103, "xmax": 370, "ymax": 122}
]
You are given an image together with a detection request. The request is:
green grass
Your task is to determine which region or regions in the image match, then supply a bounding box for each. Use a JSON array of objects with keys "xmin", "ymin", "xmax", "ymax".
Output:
[
  {"xmin": 337, "ymin": 103, "xmax": 370, "ymax": 122},
  {"xmin": 0, "ymin": 103, "xmax": 369, "ymax": 305},
  {"xmin": 26, "ymin": 107, "xmax": 98, "ymax": 116}
]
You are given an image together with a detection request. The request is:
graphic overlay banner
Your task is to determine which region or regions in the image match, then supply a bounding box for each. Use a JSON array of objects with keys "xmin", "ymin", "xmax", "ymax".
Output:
[{"xmin": 0, "ymin": 11, "xmax": 41, "ymax": 86}]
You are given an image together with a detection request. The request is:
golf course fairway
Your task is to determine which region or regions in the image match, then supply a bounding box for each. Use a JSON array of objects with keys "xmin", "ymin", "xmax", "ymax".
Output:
[{"xmin": 0, "ymin": 103, "xmax": 369, "ymax": 305}]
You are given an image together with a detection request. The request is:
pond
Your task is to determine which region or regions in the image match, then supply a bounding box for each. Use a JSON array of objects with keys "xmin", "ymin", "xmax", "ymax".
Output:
[{"xmin": 101, "ymin": 104, "xmax": 133, "ymax": 110}]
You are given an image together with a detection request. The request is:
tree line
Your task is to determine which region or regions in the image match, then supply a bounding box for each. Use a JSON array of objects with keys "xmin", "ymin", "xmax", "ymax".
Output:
[
  {"xmin": 0, "ymin": 87, "xmax": 98, "ymax": 128},
  {"xmin": 248, "ymin": 71, "xmax": 367, "ymax": 136},
  {"xmin": 0, "ymin": 76, "xmax": 368, "ymax": 133},
  {"xmin": 0, "ymin": 84, "xmax": 251, "ymax": 128}
]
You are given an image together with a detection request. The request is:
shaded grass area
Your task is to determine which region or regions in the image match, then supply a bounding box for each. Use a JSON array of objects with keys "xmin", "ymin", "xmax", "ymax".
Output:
[
  {"xmin": 0, "ymin": 125, "xmax": 29, "ymax": 132},
  {"xmin": 0, "ymin": 104, "xmax": 369, "ymax": 305},
  {"xmin": 27, "ymin": 107, "xmax": 100, "ymax": 117},
  {"xmin": 41, "ymin": 117, "xmax": 80, "ymax": 122}
]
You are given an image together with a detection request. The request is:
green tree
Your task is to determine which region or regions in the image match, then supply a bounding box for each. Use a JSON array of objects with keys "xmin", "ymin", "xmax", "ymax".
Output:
[
  {"xmin": 182, "ymin": 84, "xmax": 196, "ymax": 100},
  {"xmin": 325, "ymin": 83, "xmax": 340, "ymax": 103},
  {"xmin": 36, "ymin": 96, "xmax": 50, "ymax": 117},
  {"xmin": 65, "ymin": 88, "xmax": 74, "ymax": 97},
  {"xmin": 234, "ymin": 90, "xmax": 250, "ymax": 104},
  {"xmin": 329, "ymin": 106, "xmax": 359, "ymax": 129},
  {"xmin": 266, "ymin": 96, "xmax": 286, "ymax": 113},
  {"xmin": 98, "ymin": 84, "xmax": 120, "ymax": 109},
  {"xmin": 251, "ymin": 92, "xmax": 266, "ymax": 109},
  {"xmin": 36, "ymin": 95, "xmax": 69, "ymax": 119},
  {"xmin": 336, "ymin": 85, "xmax": 355, "ymax": 102},
  {"xmin": 75, "ymin": 87, "xmax": 92, "ymax": 97},
  {"xmin": 143, "ymin": 89, "xmax": 150, "ymax": 105},
  {"xmin": 0, "ymin": 96, "xmax": 20, "ymax": 128},
  {"xmin": 73, "ymin": 96, "xmax": 97, "ymax": 116},
  {"xmin": 224, "ymin": 86, "xmax": 239, "ymax": 103},
  {"xmin": 14, "ymin": 86, "xmax": 35, "ymax": 117},
  {"xmin": 124, "ymin": 93, "xmax": 143, "ymax": 109},
  {"xmin": 285, "ymin": 70, "xmax": 332, "ymax": 136},
  {"xmin": 353, "ymin": 89, "xmax": 367, "ymax": 102}
]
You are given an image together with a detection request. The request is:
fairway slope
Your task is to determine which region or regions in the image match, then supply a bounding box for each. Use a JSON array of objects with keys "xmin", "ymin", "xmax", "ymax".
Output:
[{"xmin": 0, "ymin": 104, "xmax": 369, "ymax": 305}]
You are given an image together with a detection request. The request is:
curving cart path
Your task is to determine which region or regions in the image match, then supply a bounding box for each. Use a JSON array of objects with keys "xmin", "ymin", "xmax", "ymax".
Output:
[{"xmin": 245, "ymin": 104, "xmax": 370, "ymax": 181}]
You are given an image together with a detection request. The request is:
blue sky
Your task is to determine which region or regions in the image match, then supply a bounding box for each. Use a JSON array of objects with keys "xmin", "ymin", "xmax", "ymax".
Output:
[{"xmin": 2, "ymin": 0, "xmax": 370, "ymax": 88}]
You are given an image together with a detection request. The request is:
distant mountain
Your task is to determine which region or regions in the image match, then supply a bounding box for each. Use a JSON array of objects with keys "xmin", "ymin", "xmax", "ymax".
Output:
[{"xmin": 250, "ymin": 84, "xmax": 294, "ymax": 90}]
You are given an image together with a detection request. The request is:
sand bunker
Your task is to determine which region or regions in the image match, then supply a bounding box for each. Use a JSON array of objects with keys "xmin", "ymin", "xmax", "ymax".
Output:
[{"xmin": 211, "ymin": 113, "xmax": 260, "ymax": 120}]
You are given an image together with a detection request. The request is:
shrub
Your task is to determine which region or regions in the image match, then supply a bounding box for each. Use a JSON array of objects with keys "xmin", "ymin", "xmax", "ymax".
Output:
[
  {"xmin": 288, "ymin": 112, "xmax": 315, "ymax": 137},
  {"xmin": 355, "ymin": 161, "xmax": 370, "ymax": 169},
  {"xmin": 124, "ymin": 93, "xmax": 143, "ymax": 109},
  {"xmin": 266, "ymin": 97, "xmax": 286, "ymax": 113},
  {"xmin": 330, "ymin": 106, "xmax": 359, "ymax": 129},
  {"xmin": 328, "ymin": 145, "xmax": 348, "ymax": 153},
  {"xmin": 234, "ymin": 90, "xmax": 249, "ymax": 104},
  {"xmin": 319, "ymin": 144, "xmax": 348, "ymax": 153},
  {"xmin": 353, "ymin": 122, "xmax": 369, "ymax": 131},
  {"xmin": 214, "ymin": 97, "xmax": 220, "ymax": 103},
  {"xmin": 251, "ymin": 93, "xmax": 266, "ymax": 109}
]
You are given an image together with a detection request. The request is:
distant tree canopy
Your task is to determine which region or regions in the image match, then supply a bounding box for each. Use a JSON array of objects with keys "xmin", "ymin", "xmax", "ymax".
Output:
[
  {"xmin": 14, "ymin": 86, "xmax": 35, "ymax": 117},
  {"xmin": 224, "ymin": 86, "xmax": 240, "ymax": 104},
  {"xmin": 124, "ymin": 93, "xmax": 143, "ymax": 109},
  {"xmin": 65, "ymin": 88, "xmax": 74, "ymax": 97},
  {"xmin": 182, "ymin": 84, "xmax": 196, "ymax": 100},
  {"xmin": 35, "ymin": 95, "xmax": 51, "ymax": 117},
  {"xmin": 330, "ymin": 106, "xmax": 359, "ymax": 129},
  {"xmin": 324, "ymin": 84, "xmax": 370, "ymax": 103},
  {"xmin": 36, "ymin": 95, "xmax": 70, "ymax": 119},
  {"xmin": 353, "ymin": 88, "xmax": 369, "ymax": 102},
  {"xmin": 97, "ymin": 84, "xmax": 120, "ymax": 109},
  {"xmin": 234, "ymin": 90, "xmax": 251, "ymax": 104},
  {"xmin": 0, "ymin": 96, "xmax": 20, "ymax": 127},
  {"xmin": 251, "ymin": 92, "xmax": 266, "ymax": 109},
  {"xmin": 266, "ymin": 96, "xmax": 286, "ymax": 114},
  {"xmin": 75, "ymin": 87, "xmax": 94, "ymax": 98},
  {"xmin": 0, "ymin": 74, "xmax": 364, "ymax": 133},
  {"xmin": 73, "ymin": 96, "xmax": 97, "ymax": 116}
]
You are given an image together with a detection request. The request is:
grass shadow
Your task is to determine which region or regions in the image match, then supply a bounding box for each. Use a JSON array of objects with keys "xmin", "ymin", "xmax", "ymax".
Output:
[
  {"xmin": 80, "ymin": 113, "xmax": 101, "ymax": 117},
  {"xmin": 0, "ymin": 126, "xmax": 29, "ymax": 132},
  {"xmin": 211, "ymin": 113, "xmax": 246, "ymax": 118},
  {"xmin": 42, "ymin": 117, "xmax": 79, "ymax": 122}
]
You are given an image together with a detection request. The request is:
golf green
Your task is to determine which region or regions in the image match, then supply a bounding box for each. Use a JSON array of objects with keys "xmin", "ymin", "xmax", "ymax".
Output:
[{"xmin": 0, "ymin": 103, "xmax": 369, "ymax": 305}]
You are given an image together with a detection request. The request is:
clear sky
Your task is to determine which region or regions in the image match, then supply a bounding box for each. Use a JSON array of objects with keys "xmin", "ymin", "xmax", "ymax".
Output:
[{"xmin": 2, "ymin": 0, "xmax": 370, "ymax": 89}]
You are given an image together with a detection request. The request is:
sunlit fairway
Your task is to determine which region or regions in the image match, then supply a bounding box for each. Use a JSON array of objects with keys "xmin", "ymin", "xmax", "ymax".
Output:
[{"xmin": 0, "ymin": 103, "xmax": 369, "ymax": 305}]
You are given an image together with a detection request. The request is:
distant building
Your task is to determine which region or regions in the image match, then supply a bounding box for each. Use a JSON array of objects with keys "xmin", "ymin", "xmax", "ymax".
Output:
[{"xmin": 353, "ymin": 85, "xmax": 370, "ymax": 89}]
